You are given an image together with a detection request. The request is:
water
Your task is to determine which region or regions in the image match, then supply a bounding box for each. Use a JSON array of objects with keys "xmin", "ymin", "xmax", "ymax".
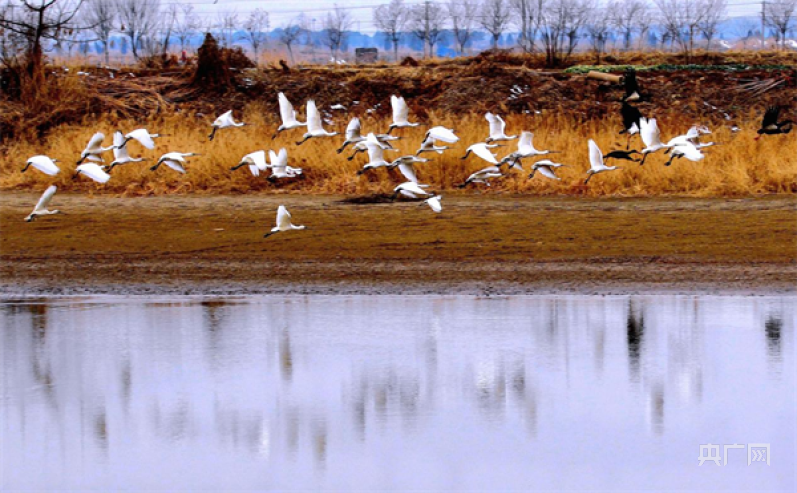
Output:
[{"xmin": 1, "ymin": 295, "xmax": 794, "ymax": 491}]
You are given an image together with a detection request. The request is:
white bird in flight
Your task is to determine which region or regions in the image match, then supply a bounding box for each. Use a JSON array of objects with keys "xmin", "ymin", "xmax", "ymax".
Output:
[
  {"xmin": 338, "ymin": 117, "xmax": 366, "ymax": 153},
  {"xmin": 485, "ymin": 112, "xmax": 517, "ymax": 143},
  {"xmin": 529, "ymin": 160, "xmax": 568, "ymax": 180},
  {"xmin": 501, "ymin": 131, "xmax": 559, "ymax": 168},
  {"xmin": 356, "ymin": 133, "xmax": 395, "ymax": 175},
  {"xmin": 150, "ymin": 152, "xmax": 200, "ymax": 174},
  {"xmin": 22, "ymin": 155, "xmax": 60, "ymax": 176},
  {"xmin": 107, "ymin": 130, "xmax": 148, "ymax": 173},
  {"xmin": 461, "ymin": 142, "xmax": 504, "ymax": 164},
  {"xmin": 76, "ymin": 132, "xmax": 114, "ymax": 164},
  {"xmin": 25, "ymin": 185, "xmax": 61, "ymax": 222},
  {"xmin": 209, "ymin": 110, "xmax": 247, "ymax": 141},
  {"xmin": 263, "ymin": 205, "xmax": 306, "ymax": 238},
  {"xmin": 296, "ymin": 100, "xmax": 338, "ymax": 145},
  {"xmin": 639, "ymin": 118, "xmax": 671, "ymax": 165},
  {"xmin": 664, "ymin": 142, "xmax": 704, "ymax": 166},
  {"xmin": 268, "ymin": 148, "xmax": 303, "ymax": 179},
  {"xmin": 122, "ymin": 128, "xmax": 165, "ymax": 150},
  {"xmin": 665, "ymin": 125, "xmax": 712, "ymax": 150},
  {"xmin": 422, "ymin": 195, "xmax": 442, "ymax": 213},
  {"xmin": 389, "ymin": 155, "xmax": 428, "ymax": 183},
  {"xmin": 387, "ymin": 95, "xmax": 422, "ymax": 134},
  {"xmin": 459, "ymin": 165, "xmax": 503, "ymax": 188},
  {"xmin": 584, "ymin": 139, "xmax": 620, "ymax": 185},
  {"xmin": 272, "ymin": 92, "xmax": 306, "ymax": 139},
  {"xmin": 74, "ymin": 163, "xmax": 111, "ymax": 183},
  {"xmin": 393, "ymin": 181, "xmax": 432, "ymax": 199},
  {"xmin": 231, "ymin": 150, "xmax": 268, "ymax": 176}
]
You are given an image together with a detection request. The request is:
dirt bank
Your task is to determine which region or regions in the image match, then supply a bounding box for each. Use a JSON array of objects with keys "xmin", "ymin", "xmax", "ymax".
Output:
[{"xmin": 1, "ymin": 193, "xmax": 794, "ymax": 295}]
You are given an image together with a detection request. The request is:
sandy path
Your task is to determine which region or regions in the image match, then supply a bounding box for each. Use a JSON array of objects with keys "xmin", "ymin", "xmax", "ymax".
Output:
[{"xmin": 1, "ymin": 193, "xmax": 795, "ymax": 295}]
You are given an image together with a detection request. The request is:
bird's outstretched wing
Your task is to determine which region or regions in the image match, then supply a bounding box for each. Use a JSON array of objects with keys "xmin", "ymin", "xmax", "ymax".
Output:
[
  {"xmin": 640, "ymin": 117, "xmax": 659, "ymax": 147},
  {"xmin": 29, "ymin": 156, "xmax": 60, "ymax": 175},
  {"xmin": 127, "ymin": 129, "xmax": 156, "ymax": 149},
  {"xmin": 427, "ymin": 126, "xmax": 458, "ymax": 143},
  {"xmin": 536, "ymin": 166, "xmax": 560, "ymax": 180},
  {"xmin": 276, "ymin": 148, "xmax": 288, "ymax": 166},
  {"xmin": 278, "ymin": 93, "xmax": 296, "ymax": 124},
  {"xmin": 86, "ymin": 132, "xmax": 105, "ymax": 152},
  {"xmin": 112, "ymin": 131, "xmax": 131, "ymax": 160},
  {"xmin": 34, "ymin": 185, "xmax": 58, "ymax": 212},
  {"xmin": 346, "ymin": 117, "xmax": 361, "ymax": 140},
  {"xmin": 485, "ymin": 112, "xmax": 502, "ymax": 137},
  {"xmin": 762, "ymin": 106, "xmax": 781, "ymax": 129},
  {"xmin": 276, "ymin": 205, "xmax": 291, "ymax": 229},
  {"xmin": 588, "ymin": 139, "xmax": 604, "ymax": 170},
  {"xmin": 518, "ymin": 131, "xmax": 534, "ymax": 153},
  {"xmin": 398, "ymin": 162, "xmax": 418, "ymax": 183},
  {"xmin": 471, "ymin": 144, "xmax": 499, "ymax": 164},
  {"xmin": 425, "ymin": 195, "xmax": 442, "ymax": 213},
  {"xmin": 306, "ymin": 100, "xmax": 322, "ymax": 132},
  {"xmin": 392, "ymin": 95, "xmax": 409, "ymax": 123},
  {"xmin": 78, "ymin": 163, "xmax": 111, "ymax": 183}
]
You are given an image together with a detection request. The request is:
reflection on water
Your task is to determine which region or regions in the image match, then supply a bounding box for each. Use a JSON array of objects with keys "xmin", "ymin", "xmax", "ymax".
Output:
[{"xmin": 1, "ymin": 295, "xmax": 794, "ymax": 491}]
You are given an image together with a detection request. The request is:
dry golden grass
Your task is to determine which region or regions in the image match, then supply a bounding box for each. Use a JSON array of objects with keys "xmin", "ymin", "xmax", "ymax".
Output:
[{"xmin": 1, "ymin": 102, "xmax": 795, "ymax": 197}]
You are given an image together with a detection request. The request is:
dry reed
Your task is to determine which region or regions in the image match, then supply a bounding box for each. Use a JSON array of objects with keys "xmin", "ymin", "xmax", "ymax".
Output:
[{"xmin": 1, "ymin": 101, "xmax": 795, "ymax": 198}]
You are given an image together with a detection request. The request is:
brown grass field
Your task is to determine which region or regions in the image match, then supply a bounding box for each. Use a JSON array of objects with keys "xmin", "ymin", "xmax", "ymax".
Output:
[{"xmin": 1, "ymin": 112, "xmax": 795, "ymax": 198}]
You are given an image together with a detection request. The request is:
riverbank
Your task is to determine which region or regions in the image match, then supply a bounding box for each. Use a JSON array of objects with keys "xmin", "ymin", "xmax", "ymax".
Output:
[{"xmin": 1, "ymin": 193, "xmax": 794, "ymax": 295}]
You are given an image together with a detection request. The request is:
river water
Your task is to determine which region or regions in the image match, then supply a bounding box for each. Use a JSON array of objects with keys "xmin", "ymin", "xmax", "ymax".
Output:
[{"xmin": 1, "ymin": 295, "xmax": 794, "ymax": 491}]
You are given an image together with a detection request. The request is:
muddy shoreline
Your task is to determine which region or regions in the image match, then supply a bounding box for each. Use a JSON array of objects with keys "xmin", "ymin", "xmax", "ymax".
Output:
[{"xmin": 2, "ymin": 193, "xmax": 794, "ymax": 296}]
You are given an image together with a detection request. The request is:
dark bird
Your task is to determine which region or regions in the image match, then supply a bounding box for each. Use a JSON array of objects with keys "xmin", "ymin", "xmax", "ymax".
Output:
[
  {"xmin": 623, "ymin": 68, "xmax": 641, "ymax": 102},
  {"xmin": 604, "ymin": 149, "xmax": 641, "ymax": 163},
  {"xmin": 756, "ymin": 106, "xmax": 793, "ymax": 140},
  {"xmin": 619, "ymin": 102, "xmax": 643, "ymax": 149}
]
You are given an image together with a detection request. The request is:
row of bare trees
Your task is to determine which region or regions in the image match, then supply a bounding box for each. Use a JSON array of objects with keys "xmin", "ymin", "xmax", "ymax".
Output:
[
  {"xmin": 0, "ymin": 0, "xmax": 275, "ymax": 69},
  {"xmin": 371, "ymin": 0, "xmax": 796, "ymax": 63},
  {"xmin": 2, "ymin": 0, "xmax": 795, "ymax": 72}
]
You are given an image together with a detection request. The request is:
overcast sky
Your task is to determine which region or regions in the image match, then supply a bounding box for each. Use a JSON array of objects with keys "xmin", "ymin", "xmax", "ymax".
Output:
[{"xmin": 183, "ymin": 0, "xmax": 763, "ymax": 34}]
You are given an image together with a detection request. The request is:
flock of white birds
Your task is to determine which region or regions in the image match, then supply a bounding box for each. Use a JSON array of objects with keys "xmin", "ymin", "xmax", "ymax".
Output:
[{"xmin": 21, "ymin": 91, "xmax": 722, "ymax": 238}]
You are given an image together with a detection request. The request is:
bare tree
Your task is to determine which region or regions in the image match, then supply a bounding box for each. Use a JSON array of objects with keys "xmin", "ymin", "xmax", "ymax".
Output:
[
  {"xmin": 322, "ymin": 5, "xmax": 353, "ymax": 59},
  {"xmin": 764, "ymin": 0, "xmax": 797, "ymax": 49},
  {"xmin": 280, "ymin": 16, "xmax": 305, "ymax": 64},
  {"xmin": 448, "ymin": 0, "xmax": 478, "ymax": 54},
  {"xmin": 511, "ymin": 0, "xmax": 545, "ymax": 52},
  {"xmin": 653, "ymin": 0, "xmax": 706, "ymax": 59},
  {"xmin": 174, "ymin": 4, "xmax": 199, "ymax": 53},
  {"xmin": 586, "ymin": 0, "xmax": 612, "ymax": 61},
  {"xmin": 115, "ymin": 0, "xmax": 160, "ymax": 60},
  {"xmin": 410, "ymin": 0, "xmax": 446, "ymax": 58},
  {"xmin": 84, "ymin": 0, "xmax": 116, "ymax": 64},
  {"xmin": 731, "ymin": 18, "xmax": 757, "ymax": 49},
  {"xmin": 158, "ymin": 2, "xmax": 178, "ymax": 55},
  {"xmin": 374, "ymin": 0, "xmax": 410, "ymax": 61},
  {"xmin": 243, "ymin": 8, "xmax": 269, "ymax": 61},
  {"xmin": 611, "ymin": 0, "xmax": 647, "ymax": 50},
  {"xmin": 538, "ymin": 0, "xmax": 592, "ymax": 66},
  {"xmin": 216, "ymin": 11, "xmax": 238, "ymax": 48},
  {"xmin": 698, "ymin": 0, "xmax": 727, "ymax": 50},
  {"xmin": 0, "ymin": 0, "xmax": 87, "ymax": 75},
  {"xmin": 480, "ymin": 0, "xmax": 512, "ymax": 48}
]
